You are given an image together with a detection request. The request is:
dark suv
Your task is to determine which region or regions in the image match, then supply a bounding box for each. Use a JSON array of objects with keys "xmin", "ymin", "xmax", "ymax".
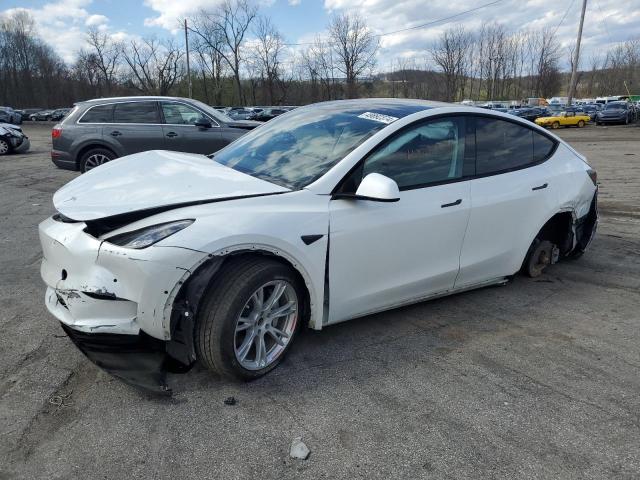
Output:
[{"xmin": 51, "ymin": 96, "xmax": 259, "ymax": 172}]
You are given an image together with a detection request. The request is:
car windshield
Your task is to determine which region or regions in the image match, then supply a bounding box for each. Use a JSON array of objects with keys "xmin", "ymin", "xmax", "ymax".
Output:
[
  {"xmin": 605, "ymin": 103, "xmax": 626, "ymax": 110},
  {"xmin": 212, "ymin": 105, "xmax": 399, "ymax": 188}
]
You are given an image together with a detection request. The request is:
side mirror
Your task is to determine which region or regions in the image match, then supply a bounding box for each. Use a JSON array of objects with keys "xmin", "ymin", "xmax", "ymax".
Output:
[
  {"xmin": 195, "ymin": 117, "xmax": 212, "ymax": 129},
  {"xmin": 333, "ymin": 173, "xmax": 400, "ymax": 202}
]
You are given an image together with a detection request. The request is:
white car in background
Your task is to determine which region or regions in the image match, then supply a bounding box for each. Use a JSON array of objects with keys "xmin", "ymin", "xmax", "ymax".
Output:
[{"xmin": 39, "ymin": 99, "xmax": 598, "ymax": 393}]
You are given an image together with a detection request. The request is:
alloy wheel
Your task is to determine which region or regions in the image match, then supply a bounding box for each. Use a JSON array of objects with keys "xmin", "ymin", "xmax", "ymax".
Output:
[
  {"xmin": 234, "ymin": 280, "xmax": 298, "ymax": 370},
  {"xmin": 0, "ymin": 139, "xmax": 9, "ymax": 155},
  {"xmin": 84, "ymin": 153, "xmax": 111, "ymax": 171}
]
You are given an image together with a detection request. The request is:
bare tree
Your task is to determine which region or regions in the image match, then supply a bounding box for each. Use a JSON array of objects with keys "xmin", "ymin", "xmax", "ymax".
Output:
[
  {"xmin": 190, "ymin": 27, "xmax": 226, "ymax": 105},
  {"xmin": 86, "ymin": 28, "xmax": 121, "ymax": 95},
  {"xmin": 252, "ymin": 17, "xmax": 285, "ymax": 104},
  {"xmin": 430, "ymin": 26, "xmax": 473, "ymax": 101},
  {"xmin": 191, "ymin": 0, "xmax": 257, "ymax": 104},
  {"xmin": 328, "ymin": 13, "xmax": 379, "ymax": 98},
  {"xmin": 121, "ymin": 38, "xmax": 184, "ymax": 95}
]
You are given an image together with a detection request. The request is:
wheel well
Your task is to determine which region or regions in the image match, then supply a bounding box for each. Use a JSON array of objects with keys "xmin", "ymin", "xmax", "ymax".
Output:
[
  {"xmin": 75, "ymin": 144, "xmax": 116, "ymax": 168},
  {"xmin": 534, "ymin": 211, "xmax": 574, "ymax": 255},
  {"xmin": 166, "ymin": 250, "xmax": 312, "ymax": 367}
]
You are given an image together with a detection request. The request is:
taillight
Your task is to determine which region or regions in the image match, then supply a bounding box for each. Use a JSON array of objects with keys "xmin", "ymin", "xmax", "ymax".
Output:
[
  {"xmin": 587, "ymin": 169, "xmax": 597, "ymax": 186},
  {"xmin": 52, "ymin": 126, "xmax": 62, "ymax": 139}
]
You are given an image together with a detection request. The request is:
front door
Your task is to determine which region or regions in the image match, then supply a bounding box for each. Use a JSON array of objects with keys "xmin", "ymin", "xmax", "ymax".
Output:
[
  {"xmin": 328, "ymin": 116, "xmax": 474, "ymax": 323},
  {"xmin": 160, "ymin": 101, "xmax": 226, "ymax": 155}
]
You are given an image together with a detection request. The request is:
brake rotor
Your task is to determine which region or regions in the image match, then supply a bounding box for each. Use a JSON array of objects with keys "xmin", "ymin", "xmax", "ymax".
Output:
[{"xmin": 526, "ymin": 240, "xmax": 554, "ymax": 278}]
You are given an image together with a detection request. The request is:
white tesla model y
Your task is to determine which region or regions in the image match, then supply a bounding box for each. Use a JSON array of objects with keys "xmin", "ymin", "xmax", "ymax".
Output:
[{"xmin": 39, "ymin": 99, "xmax": 597, "ymax": 392}]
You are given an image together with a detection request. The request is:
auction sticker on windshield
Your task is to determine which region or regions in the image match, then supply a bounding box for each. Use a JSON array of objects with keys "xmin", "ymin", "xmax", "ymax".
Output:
[{"xmin": 357, "ymin": 112, "xmax": 399, "ymax": 124}]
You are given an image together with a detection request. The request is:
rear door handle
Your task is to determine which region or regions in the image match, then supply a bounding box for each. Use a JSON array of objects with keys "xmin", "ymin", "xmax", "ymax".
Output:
[
  {"xmin": 110, "ymin": 131, "xmax": 122, "ymax": 137},
  {"xmin": 441, "ymin": 199, "xmax": 462, "ymax": 208},
  {"xmin": 532, "ymin": 183, "xmax": 548, "ymax": 191},
  {"xmin": 166, "ymin": 131, "xmax": 178, "ymax": 138}
]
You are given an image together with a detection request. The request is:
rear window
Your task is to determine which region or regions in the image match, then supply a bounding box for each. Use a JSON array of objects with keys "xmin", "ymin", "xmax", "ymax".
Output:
[
  {"xmin": 113, "ymin": 102, "xmax": 160, "ymax": 123},
  {"xmin": 476, "ymin": 118, "xmax": 533, "ymax": 174},
  {"xmin": 533, "ymin": 133, "xmax": 555, "ymax": 162},
  {"xmin": 79, "ymin": 104, "xmax": 113, "ymax": 123}
]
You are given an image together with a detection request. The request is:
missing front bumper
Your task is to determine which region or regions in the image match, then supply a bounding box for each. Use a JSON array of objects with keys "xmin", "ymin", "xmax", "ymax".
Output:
[{"xmin": 60, "ymin": 323, "xmax": 191, "ymax": 395}]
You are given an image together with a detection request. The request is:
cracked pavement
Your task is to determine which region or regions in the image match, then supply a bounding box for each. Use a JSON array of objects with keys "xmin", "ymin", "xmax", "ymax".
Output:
[{"xmin": 1, "ymin": 123, "xmax": 639, "ymax": 479}]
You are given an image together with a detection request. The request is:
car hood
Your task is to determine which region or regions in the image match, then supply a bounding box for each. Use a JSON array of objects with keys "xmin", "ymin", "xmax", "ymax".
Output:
[
  {"xmin": 536, "ymin": 116, "xmax": 557, "ymax": 122},
  {"xmin": 53, "ymin": 150, "xmax": 290, "ymax": 221}
]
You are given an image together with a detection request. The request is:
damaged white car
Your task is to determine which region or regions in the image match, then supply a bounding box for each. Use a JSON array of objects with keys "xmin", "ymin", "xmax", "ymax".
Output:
[{"xmin": 39, "ymin": 99, "xmax": 597, "ymax": 393}]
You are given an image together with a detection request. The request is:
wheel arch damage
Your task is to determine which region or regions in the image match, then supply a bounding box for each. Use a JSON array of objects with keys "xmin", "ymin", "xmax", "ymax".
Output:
[
  {"xmin": 524, "ymin": 190, "xmax": 598, "ymax": 271},
  {"xmin": 164, "ymin": 245, "xmax": 317, "ymax": 369}
]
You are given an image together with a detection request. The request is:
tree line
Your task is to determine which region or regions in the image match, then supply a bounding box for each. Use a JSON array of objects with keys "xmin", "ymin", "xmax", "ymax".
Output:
[{"xmin": 1, "ymin": 2, "xmax": 638, "ymax": 109}]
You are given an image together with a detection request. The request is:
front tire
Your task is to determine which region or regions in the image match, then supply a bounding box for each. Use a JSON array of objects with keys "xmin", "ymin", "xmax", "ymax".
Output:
[
  {"xmin": 577, "ymin": 120, "xmax": 585, "ymax": 128},
  {"xmin": 552, "ymin": 121, "xmax": 560, "ymax": 129},
  {"xmin": 195, "ymin": 257, "xmax": 304, "ymax": 380}
]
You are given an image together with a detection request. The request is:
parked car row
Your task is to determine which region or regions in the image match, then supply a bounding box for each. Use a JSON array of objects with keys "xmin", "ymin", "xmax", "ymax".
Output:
[
  {"xmin": 0, "ymin": 107, "xmax": 22, "ymax": 124},
  {"xmin": 221, "ymin": 105, "xmax": 296, "ymax": 122},
  {"xmin": 482, "ymin": 100, "xmax": 639, "ymax": 127}
]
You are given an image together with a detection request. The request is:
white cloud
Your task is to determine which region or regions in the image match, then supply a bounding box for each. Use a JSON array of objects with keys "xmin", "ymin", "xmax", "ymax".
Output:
[
  {"xmin": 289, "ymin": 0, "xmax": 301, "ymax": 5},
  {"xmin": 1, "ymin": 0, "xmax": 106, "ymax": 63},
  {"xmin": 85, "ymin": 14, "xmax": 108, "ymax": 27},
  {"xmin": 143, "ymin": 0, "xmax": 222, "ymax": 31}
]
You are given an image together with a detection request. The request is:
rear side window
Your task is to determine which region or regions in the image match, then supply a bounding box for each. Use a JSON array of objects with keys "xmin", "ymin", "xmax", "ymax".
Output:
[
  {"xmin": 476, "ymin": 118, "xmax": 533, "ymax": 174},
  {"xmin": 79, "ymin": 104, "xmax": 113, "ymax": 123},
  {"xmin": 113, "ymin": 102, "xmax": 160, "ymax": 124},
  {"xmin": 533, "ymin": 133, "xmax": 555, "ymax": 162}
]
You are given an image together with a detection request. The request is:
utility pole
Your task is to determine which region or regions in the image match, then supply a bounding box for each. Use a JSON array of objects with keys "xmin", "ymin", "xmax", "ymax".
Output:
[
  {"xmin": 567, "ymin": 0, "xmax": 587, "ymax": 106},
  {"xmin": 184, "ymin": 18, "xmax": 192, "ymax": 98}
]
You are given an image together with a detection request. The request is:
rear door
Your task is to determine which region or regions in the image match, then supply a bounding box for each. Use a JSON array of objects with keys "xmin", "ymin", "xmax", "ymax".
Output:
[
  {"xmin": 160, "ymin": 101, "xmax": 226, "ymax": 154},
  {"xmin": 456, "ymin": 116, "xmax": 558, "ymax": 287},
  {"xmin": 108, "ymin": 101, "xmax": 165, "ymax": 155},
  {"xmin": 328, "ymin": 116, "xmax": 474, "ymax": 322}
]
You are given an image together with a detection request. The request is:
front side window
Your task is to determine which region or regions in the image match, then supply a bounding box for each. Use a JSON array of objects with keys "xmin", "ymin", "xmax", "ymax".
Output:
[
  {"xmin": 113, "ymin": 102, "xmax": 160, "ymax": 124},
  {"xmin": 361, "ymin": 117, "xmax": 469, "ymax": 189},
  {"xmin": 79, "ymin": 104, "xmax": 114, "ymax": 123},
  {"xmin": 476, "ymin": 117, "xmax": 533, "ymax": 174},
  {"xmin": 161, "ymin": 102, "xmax": 207, "ymax": 125}
]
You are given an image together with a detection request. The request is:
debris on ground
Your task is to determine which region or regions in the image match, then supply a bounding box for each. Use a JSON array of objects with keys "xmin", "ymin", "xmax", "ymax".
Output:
[
  {"xmin": 49, "ymin": 390, "xmax": 74, "ymax": 410},
  {"xmin": 289, "ymin": 437, "xmax": 310, "ymax": 460},
  {"xmin": 223, "ymin": 396, "xmax": 236, "ymax": 406}
]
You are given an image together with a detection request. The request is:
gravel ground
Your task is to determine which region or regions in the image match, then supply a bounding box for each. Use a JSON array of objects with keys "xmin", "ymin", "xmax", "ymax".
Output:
[{"xmin": 1, "ymin": 122, "xmax": 639, "ymax": 480}]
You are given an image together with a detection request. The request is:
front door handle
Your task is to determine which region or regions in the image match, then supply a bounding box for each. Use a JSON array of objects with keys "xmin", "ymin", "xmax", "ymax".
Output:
[
  {"xmin": 532, "ymin": 183, "xmax": 548, "ymax": 191},
  {"xmin": 441, "ymin": 199, "xmax": 462, "ymax": 208},
  {"xmin": 166, "ymin": 131, "xmax": 178, "ymax": 138},
  {"xmin": 110, "ymin": 131, "xmax": 122, "ymax": 137}
]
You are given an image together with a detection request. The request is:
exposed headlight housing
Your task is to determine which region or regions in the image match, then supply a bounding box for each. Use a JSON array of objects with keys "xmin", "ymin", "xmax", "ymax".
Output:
[{"xmin": 106, "ymin": 219, "xmax": 194, "ymax": 249}]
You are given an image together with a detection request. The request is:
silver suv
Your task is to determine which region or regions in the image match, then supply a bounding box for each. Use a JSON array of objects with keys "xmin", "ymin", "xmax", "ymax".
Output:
[{"xmin": 51, "ymin": 96, "xmax": 259, "ymax": 172}]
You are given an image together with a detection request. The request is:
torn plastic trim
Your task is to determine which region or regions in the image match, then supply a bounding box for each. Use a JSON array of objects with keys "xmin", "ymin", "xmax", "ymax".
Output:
[
  {"xmin": 166, "ymin": 256, "xmax": 225, "ymax": 367},
  {"xmin": 572, "ymin": 189, "xmax": 598, "ymax": 255}
]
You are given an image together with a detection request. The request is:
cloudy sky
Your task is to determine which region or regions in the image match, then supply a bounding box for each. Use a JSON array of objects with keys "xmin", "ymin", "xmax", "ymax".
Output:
[{"xmin": 2, "ymin": 0, "xmax": 639, "ymax": 71}]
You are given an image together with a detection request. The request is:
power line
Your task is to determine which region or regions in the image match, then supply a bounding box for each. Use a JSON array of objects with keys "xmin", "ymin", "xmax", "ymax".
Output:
[
  {"xmin": 551, "ymin": 0, "xmax": 576, "ymax": 38},
  {"xmin": 282, "ymin": 0, "xmax": 505, "ymax": 47}
]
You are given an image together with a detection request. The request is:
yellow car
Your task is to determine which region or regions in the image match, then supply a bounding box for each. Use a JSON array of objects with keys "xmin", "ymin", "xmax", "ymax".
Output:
[{"xmin": 535, "ymin": 111, "xmax": 590, "ymax": 129}]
